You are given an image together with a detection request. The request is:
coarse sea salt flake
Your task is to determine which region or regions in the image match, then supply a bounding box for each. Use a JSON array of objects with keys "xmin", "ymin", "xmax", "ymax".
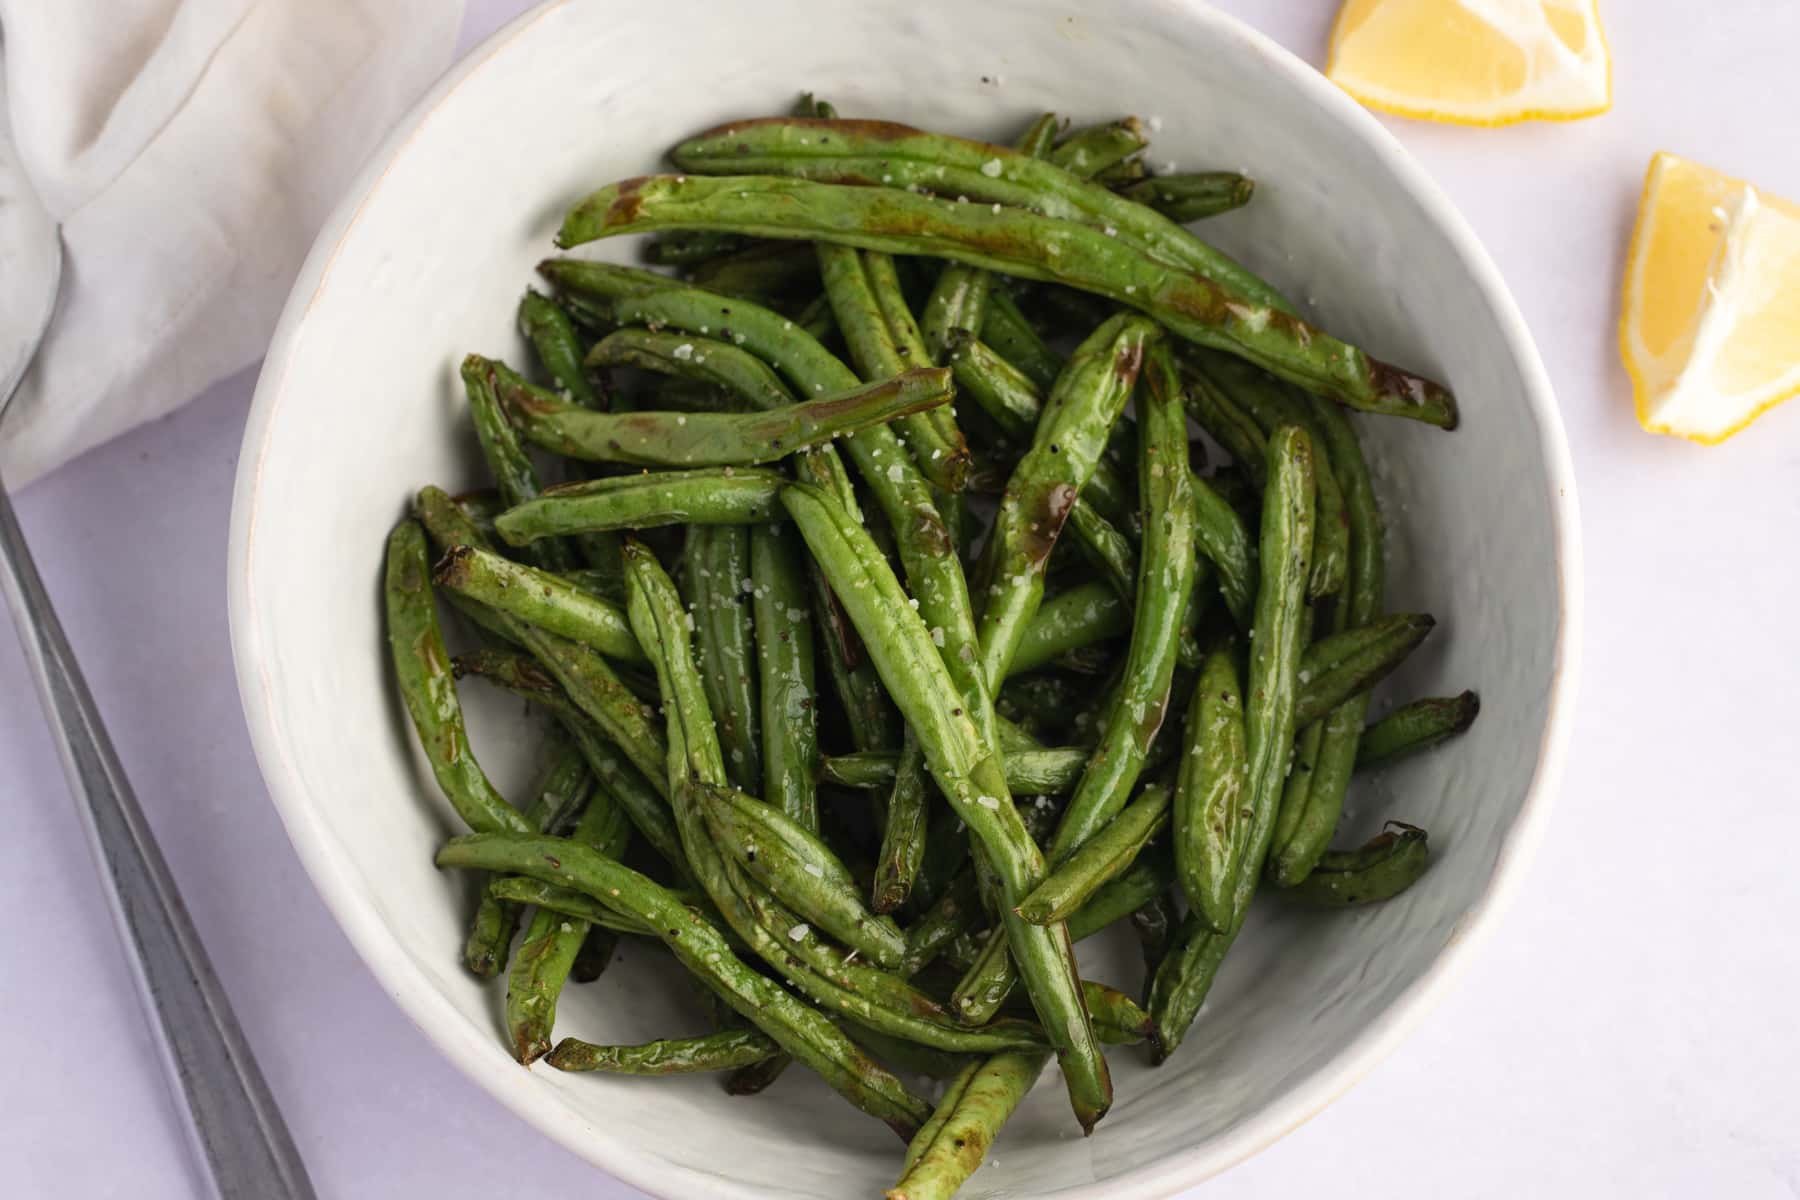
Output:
[
  {"xmin": 788, "ymin": 923, "xmax": 810, "ymax": 942},
  {"xmin": 981, "ymin": 158, "xmax": 1003, "ymax": 178}
]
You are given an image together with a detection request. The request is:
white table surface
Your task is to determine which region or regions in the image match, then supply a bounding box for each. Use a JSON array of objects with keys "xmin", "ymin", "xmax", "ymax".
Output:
[{"xmin": 4, "ymin": 2, "xmax": 1798, "ymax": 1196}]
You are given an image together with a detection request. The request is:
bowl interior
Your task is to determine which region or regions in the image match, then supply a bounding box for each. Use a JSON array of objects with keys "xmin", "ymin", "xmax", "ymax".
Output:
[{"xmin": 231, "ymin": 1, "xmax": 1572, "ymax": 1196}]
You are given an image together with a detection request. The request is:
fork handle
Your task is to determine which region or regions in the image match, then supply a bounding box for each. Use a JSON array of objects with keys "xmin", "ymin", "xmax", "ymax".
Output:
[{"xmin": 0, "ymin": 481, "xmax": 315, "ymax": 1200}]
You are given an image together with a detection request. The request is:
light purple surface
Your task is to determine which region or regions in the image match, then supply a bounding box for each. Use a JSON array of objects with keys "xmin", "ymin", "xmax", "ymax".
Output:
[{"xmin": 2, "ymin": 2, "xmax": 1797, "ymax": 1196}]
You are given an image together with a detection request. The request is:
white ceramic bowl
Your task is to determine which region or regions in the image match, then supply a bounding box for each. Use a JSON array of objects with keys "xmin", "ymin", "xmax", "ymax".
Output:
[{"xmin": 229, "ymin": 2, "xmax": 1581, "ymax": 1195}]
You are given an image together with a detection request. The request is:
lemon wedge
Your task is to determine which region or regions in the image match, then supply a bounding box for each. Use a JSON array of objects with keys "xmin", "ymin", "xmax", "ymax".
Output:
[
  {"xmin": 1326, "ymin": 0, "xmax": 1612, "ymax": 126},
  {"xmin": 1620, "ymin": 153, "xmax": 1800, "ymax": 444}
]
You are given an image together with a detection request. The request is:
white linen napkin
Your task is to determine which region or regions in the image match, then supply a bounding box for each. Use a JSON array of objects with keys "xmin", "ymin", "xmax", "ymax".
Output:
[{"xmin": 0, "ymin": 0, "xmax": 465, "ymax": 486}]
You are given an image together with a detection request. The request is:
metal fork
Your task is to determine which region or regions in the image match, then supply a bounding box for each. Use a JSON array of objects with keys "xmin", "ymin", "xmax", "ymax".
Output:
[{"xmin": 1, "ymin": 233, "xmax": 316, "ymax": 1197}]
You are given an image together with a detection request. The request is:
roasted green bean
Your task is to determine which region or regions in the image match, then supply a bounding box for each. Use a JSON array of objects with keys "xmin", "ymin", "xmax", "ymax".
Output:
[
  {"xmin": 496, "ymin": 469, "xmax": 790, "ymax": 543},
  {"xmin": 1283, "ymin": 823, "xmax": 1430, "ymax": 906},
  {"xmin": 485, "ymin": 351, "xmax": 951, "ymax": 467},
  {"xmin": 548, "ymin": 1028, "xmax": 780, "ymax": 1074},
  {"xmin": 432, "ymin": 543, "xmax": 643, "ymax": 664},
  {"xmin": 1357, "ymin": 692, "xmax": 1480, "ymax": 770},
  {"xmin": 1172, "ymin": 649, "xmax": 1250, "ymax": 933},
  {"xmin": 564, "ymin": 171, "xmax": 1457, "ymax": 426},
  {"xmin": 1118, "ymin": 172, "xmax": 1255, "ymax": 222},
  {"xmin": 1047, "ymin": 343, "xmax": 1193, "ymax": 861}
]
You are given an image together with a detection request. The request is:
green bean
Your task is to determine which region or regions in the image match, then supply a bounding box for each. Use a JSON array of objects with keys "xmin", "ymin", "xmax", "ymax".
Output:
[
  {"xmin": 600, "ymin": 174, "xmax": 1452, "ymax": 424},
  {"xmin": 818, "ymin": 245, "xmax": 968, "ymax": 492},
  {"xmin": 1047, "ymin": 342, "xmax": 1194, "ymax": 862},
  {"xmin": 1199, "ymin": 352, "xmax": 1348, "ymax": 598},
  {"xmin": 1230, "ymin": 426, "xmax": 1315, "ymax": 924},
  {"xmin": 624, "ymin": 536, "xmax": 1044, "ymax": 1055},
  {"xmin": 1050, "ymin": 117, "xmax": 1147, "ymax": 179},
  {"xmin": 615, "ymin": 161, "xmax": 1447, "ymax": 422},
  {"xmin": 921, "ymin": 266, "xmax": 992, "ymax": 363},
  {"xmin": 568, "ymin": 180, "xmax": 1454, "ymax": 429},
  {"xmin": 977, "ymin": 314, "xmax": 1156, "ymax": 692},
  {"xmin": 487, "ymin": 876, "xmax": 656, "ymax": 937},
  {"xmin": 1119, "ymin": 173, "xmax": 1255, "ymax": 222},
  {"xmin": 683, "ymin": 527, "xmax": 762, "ymax": 793},
  {"xmin": 436, "ymin": 833, "xmax": 929, "ymax": 1137},
  {"xmin": 1192, "ymin": 473, "xmax": 1258, "ymax": 629},
  {"xmin": 873, "ymin": 733, "xmax": 930, "ymax": 914},
  {"xmin": 461, "ymin": 356, "xmax": 577, "ymax": 574},
  {"xmin": 644, "ymin": 230, "xmax": 750, "ymax": 265},
  {"xmin": 1018, "ymin": 782, "xmax": 1171, "ymax": 924},
  {"xmin": 1357, "ymin": 692, "xmax": 1480, "ymax": 770},
  {"xmin": 384, "ymin": 520, "xmax": 528, "ymax": 836},
  {"xmin": 431, "ymin": 544, "xmax": 643, "ymax": 665},
  {"xmin": 944, "ymin": 334, "xmax": 1141, "ymax": 585},
  {"xmin": 518, "ymin": 290, "xmax": 600, "ymax": 409},
  {"xmin": 943, "ymin": 333, "xmax": 1038, "ymax": 434},
  {"xmin": 465, "ymin": 734, "xmax": 593, "ymax": 976},
  {"xmin": 1007, "ymin": 582, "xmax": 1129, "ymax": 677},
  {"xmin": 1284, "ymin": 823, "xmax": 1429, "ymax": 906},
  {"xmin": 447, "ymin": 648, "xmax": 690, "ymax": 878},
  {"xmin": 818, "ymin": 747, "xmax": 1085, "ymax": 796},
  {"xmin": 587, "ymin": 328, "xmax": 799, "ymax": 412},
  {"xmin": 686, "ymin": 240, "xmax": 818, "ymax": 299},
  {"xmin": 506, "ymin": 786, "xmax": 632, "ymax": 1063},
  {"xmin": 485, "ymin": 351, "xmax": 951, "ymax": 467},
  {"xmin": 944, "ymin": 336, "xmax": 1137, "ymax": 522},
  {"xmin": 1269, "ymin": 707, "xmax": 1329, "ymax": 884},
  {"xmin": 1183, "ymin": 367, "xmax": 1267, "ymax": 487},
  {"xmin": 1292, "ymin": 612, "xmax": 1434, "ymax": 728},
  {"xmin": 516, "ymin": 624, "xmax": 669, "ymax": 796},
  {"xmin": 1146, "ymin": 914, "xmax": 1230, "ymax": 1062},
  {"xmin": 782, "ymin": 481, "xmax": 1112, "ymax": 1132},
  {"xmin": 700, "ymin": 782, "xmax": 907, "ymax": 969},
  {"xmin": 1173, "ymin": 649, "xmax": 1251, "ymax": 933},
  {"xmin": 862, "ymin": 250, "xmax": 967, "ymax": 467},
  {"xmin": 889, "ymin": 1050, "xmax": 1049, "ymax": 1200},
  {"xmin": 547, "ymin": 1028, "xmax": 779, "ymax": 1075},
  {"xmin": 748, "ymin": 523, "xmax": 820, "ymax": 828},
  {"xmin": 980, "ymin": 289, "xmax": 1062, "ymax": 391},
  {"xmin": 667, "ymin": 117, "xmax": 1290, "ymax": 313},
  {"xmin": 496, "ymin": 468, "xmax": 789, "ymax": 544}
]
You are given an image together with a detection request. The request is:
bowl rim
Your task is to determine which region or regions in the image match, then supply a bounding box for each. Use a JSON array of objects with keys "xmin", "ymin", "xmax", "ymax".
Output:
[{"xmin": 227, "ymin": 1, "xmax": 1585, "ymax": 1195}]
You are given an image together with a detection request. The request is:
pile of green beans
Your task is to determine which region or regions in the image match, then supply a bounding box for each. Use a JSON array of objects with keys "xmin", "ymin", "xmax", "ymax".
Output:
[{"xmin": 384, "ymin": 103, "xmax": 1481, "ymax": 1199}]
